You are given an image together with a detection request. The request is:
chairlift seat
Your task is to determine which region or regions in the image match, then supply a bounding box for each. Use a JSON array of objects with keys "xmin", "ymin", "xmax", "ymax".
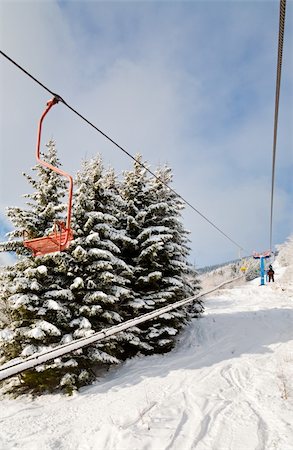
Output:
[{"xmin": 24, "ymin": 222, "xmax": 73, "ymax": 257}]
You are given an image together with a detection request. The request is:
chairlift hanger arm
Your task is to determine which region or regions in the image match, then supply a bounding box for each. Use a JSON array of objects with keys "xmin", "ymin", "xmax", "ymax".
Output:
[
  {"xmin": 23, "ymin": 97, "xmax": 74, "ymax": 256},
  {"xmin": 36, "ymin": 97, "xmax": 73, "ymax": 230}
]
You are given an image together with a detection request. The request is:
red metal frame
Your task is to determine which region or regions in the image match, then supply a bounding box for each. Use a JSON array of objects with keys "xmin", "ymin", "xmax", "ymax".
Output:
[{"xmin": 23, "ymin": 98, "xmax": 74, "ymax": 256}]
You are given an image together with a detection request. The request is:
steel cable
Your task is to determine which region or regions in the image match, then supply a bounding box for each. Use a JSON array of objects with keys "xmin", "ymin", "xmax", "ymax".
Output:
[
  {"xmin": 0, "ymin": 49, "xmax": 244, "ymax": 251},
  {"xmin": 269, "ymin": 0, "xmax": 286, "ymax": 252}
]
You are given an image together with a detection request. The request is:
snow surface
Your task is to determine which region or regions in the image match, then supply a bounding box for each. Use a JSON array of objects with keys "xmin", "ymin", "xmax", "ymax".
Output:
[{"xmin": 0, "ymin": 261, "xmax": 292, "ymax": 449}]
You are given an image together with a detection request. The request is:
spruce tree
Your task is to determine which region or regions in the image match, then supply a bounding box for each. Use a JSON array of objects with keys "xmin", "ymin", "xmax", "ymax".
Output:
[
  {"xmin": 118, "ymin": 155, "xmax": 157, "ymax": 355},
  {"xmin": 120, "ymin": 161, "xmax": 202, "ymax": 354},
  {"xmin": 135, "ymin": 165, "xmax": 202, "ymax": 352},
  {"xmin": 0, "ymin": 254, "xmax": 80, "ymax": 395},
  {"xmin": 0, "ymin": 141, "xmax": 80, "ymax": 395},
  {"xmin": 64, "ymin": 156, "xmax": 133, "ymax": 372}
]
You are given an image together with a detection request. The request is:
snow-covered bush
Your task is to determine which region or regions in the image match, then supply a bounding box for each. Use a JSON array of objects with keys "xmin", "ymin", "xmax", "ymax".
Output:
[{"xmin": 276, "ymin": 235, "xmax": 293, "ymax": 267}]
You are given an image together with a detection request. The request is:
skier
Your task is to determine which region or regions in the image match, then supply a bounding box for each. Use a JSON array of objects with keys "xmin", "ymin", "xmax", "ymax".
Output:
[{"xmin": 267, "ymin": 265, "xmax": 275, "ymax": 283}]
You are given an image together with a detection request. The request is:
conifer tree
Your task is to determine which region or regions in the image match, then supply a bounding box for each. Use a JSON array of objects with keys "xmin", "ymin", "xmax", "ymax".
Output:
[
  {"xmin": 120, "ymin": 160, "xmax": 202, "ymax": 354},
  {"xmin": 0, "ymin": 141, "xmax": 85, "ymax": 394},
  {"xmin": 135, "ymin": 165, "xmax": 202, "ymax": 352},
  {"xmin": 64, "ymin": 156, "xmax": 134, "ymax": 370},
  {"xmin": 118, "ymin": 155, "xmax": 156, "ymax": 355},
  {"xmin": 0, "ymin": 253, "xmax": 81, "ymax": 395}
]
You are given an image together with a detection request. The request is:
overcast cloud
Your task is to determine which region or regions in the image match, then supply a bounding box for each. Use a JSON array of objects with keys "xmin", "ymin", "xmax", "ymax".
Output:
[{"xmin": 0, "ymin": 0, "xmax": 292, "ymax": 267}]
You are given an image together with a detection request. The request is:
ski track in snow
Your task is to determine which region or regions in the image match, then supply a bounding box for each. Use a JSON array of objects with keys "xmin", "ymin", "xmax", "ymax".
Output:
[{"xmin": 0, "ymin": 261, "xmax": 293, "ymax": 450}]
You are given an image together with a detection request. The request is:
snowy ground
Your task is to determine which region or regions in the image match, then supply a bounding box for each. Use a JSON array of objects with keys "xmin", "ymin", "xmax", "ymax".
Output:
[{"xmin": 0, "ymin": 261, "xmax": 292, "ymax": 450}]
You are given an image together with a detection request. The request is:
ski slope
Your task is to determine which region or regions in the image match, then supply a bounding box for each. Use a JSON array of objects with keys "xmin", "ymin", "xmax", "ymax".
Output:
[{"xmin": 0, "ymin": 260, "xmax": 292, "ymax": 450}]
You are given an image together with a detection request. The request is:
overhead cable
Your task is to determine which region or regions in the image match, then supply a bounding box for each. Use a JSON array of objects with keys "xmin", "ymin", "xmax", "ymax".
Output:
[
  {"xmin": 0, "ymin": 49, "xmax": 244, "ymax": 251},
  {"xmin": 269, "ymin": 0, "xmax": 286, "ymax": 252}
]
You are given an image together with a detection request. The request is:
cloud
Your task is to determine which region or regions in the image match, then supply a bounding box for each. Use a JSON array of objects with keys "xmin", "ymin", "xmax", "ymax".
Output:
[{"xmin": 0, "ymin": 0, "xmax": 292, "ymax": 267}]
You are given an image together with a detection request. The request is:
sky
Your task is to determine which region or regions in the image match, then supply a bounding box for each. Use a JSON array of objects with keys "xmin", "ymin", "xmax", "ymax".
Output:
[{"xmin": 0, "ymin": 0, "xmax": 292, "ymax": 268}]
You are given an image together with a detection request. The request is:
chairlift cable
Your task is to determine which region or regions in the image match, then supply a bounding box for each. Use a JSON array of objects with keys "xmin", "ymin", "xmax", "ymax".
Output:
[
  {"xmin": 269, "ymin": 0, "xmax": 286, "ymax": 252},
  {"xmin": 0, "ymin": 49, "xmax": 244, "ymax": 251}
]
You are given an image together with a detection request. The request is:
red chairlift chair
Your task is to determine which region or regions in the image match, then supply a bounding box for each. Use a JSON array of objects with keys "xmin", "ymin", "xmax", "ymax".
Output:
[{"xmin": 23, "ymin": 97, "xmax": 74, "ymax": 256}]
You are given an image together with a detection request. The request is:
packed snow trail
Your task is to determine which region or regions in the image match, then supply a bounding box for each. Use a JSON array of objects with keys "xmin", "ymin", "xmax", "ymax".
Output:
[{"xmin": 0, "ymin": 260, "xmax": 292, "ymax": 450}]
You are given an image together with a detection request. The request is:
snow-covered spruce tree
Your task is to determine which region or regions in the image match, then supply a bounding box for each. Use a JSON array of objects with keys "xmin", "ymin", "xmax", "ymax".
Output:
[
  {"xmin": 101, "ymin": 164, "xmax": 156, "ymax": 356},
  {"xmin": 119, "ymin": 155, "xmax": 148, "ymax": 266},
  {"xmin": 0, "ymin": 141, "xmax": 84, "ymax": 395},
  {"xmin": 133, "ymin": 165, "xmax": 202, "ymax": 353},
  {"xmin": 0, "ymin": 254, "xmax": 78, "ymax": 395},
  {"xmin": 63, "ymin": 156, "xmax": 134, "ymax": 373},
  {"xmin": 118, "ymin": 155, "xmax": 158, "ymax": 356},
  {"xmin": 0, "ymin": 140, "xmax": 67, "ymax": 255},
  {"xmin": 120, "ymin": 158, "xmax": 202, "ymax": 355}
]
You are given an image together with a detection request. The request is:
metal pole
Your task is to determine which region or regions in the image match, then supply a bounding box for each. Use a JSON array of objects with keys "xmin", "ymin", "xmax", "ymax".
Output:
[{"xmin": 260, "ymin": 256, "xmax": 265, "ymax": 286}]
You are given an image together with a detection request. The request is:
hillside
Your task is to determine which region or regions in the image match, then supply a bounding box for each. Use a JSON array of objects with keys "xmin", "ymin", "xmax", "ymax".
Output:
[
  {"xmin": 198, "ymin": 255, "xmax": 260, "ymax": 291},
  {"xmin": 0, "ymin": 238, "xmax": 292, "ymax": 449}
]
